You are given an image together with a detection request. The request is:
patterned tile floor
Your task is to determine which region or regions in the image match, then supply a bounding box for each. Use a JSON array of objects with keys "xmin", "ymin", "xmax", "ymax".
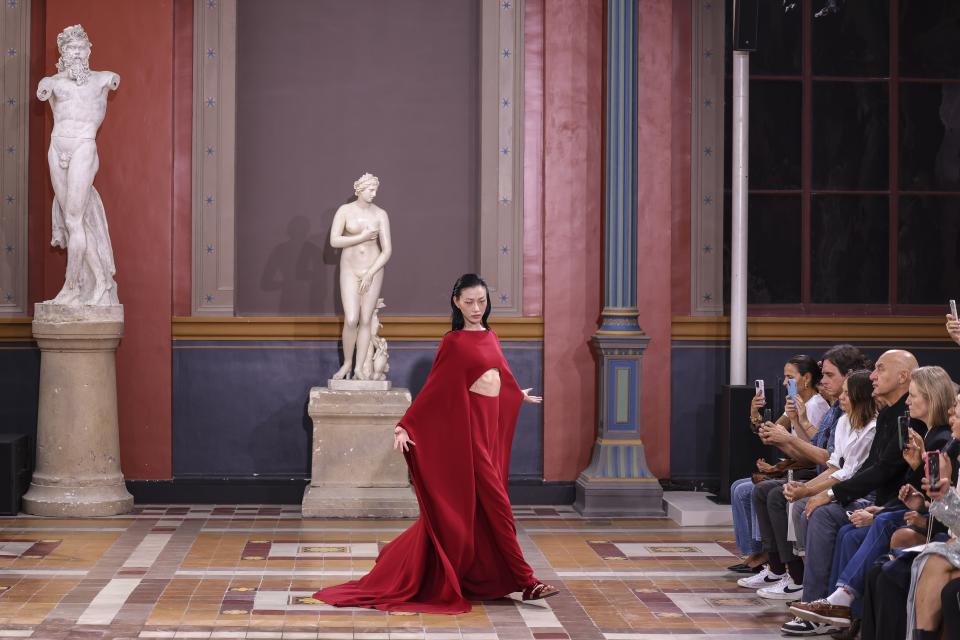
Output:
[{"xmin": 0, "ymin": 505, "xmax": 789, "ymax": 639}]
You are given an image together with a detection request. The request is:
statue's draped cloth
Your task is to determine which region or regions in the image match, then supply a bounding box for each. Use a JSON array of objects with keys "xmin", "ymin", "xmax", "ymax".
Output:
[{"xmin": 51, "ymin": 186, "xmax": 118, "ymax": 304}]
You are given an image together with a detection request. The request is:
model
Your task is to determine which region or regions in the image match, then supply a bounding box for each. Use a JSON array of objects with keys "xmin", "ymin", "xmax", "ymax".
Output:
[{"xmin": 313, "ymin": 273, "xmax": 557, "ymax": 613}]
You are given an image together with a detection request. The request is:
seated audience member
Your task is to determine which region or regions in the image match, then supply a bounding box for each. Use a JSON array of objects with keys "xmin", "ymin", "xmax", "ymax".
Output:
[
  {"xmin": 788, "ymin": 367, "xmax": 956, "ymax": 633},
  {"xmin": 941, "ymin": 577, "xmax": 960, "ymax": 639},
  {"xmin": 739, "ymin": 345, "xmax": 866, "ymax": 600},
  {"xmin": 860, "ymin": 434, "xmax": 960, "ymax": 640},
  {"xmin": 905, "ymin": 454, "xmax": 960, "ymax": 640},
  {"xmin": 728, "ymin": 356, "xmax": 827, "ymax": 574},
  {"xmin": 780, "ymin": 350, "xmax": 920, "ymax": 636}
]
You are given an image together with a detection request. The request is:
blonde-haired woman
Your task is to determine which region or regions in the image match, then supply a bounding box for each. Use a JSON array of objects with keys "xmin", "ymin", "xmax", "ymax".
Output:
[
  {"xmin": 789, "ymin": 366, "xmax": 956, "ymax": 633},
  {"xmin": 330, "ymin": 173, "xmax": 392, "ymax": 380}
]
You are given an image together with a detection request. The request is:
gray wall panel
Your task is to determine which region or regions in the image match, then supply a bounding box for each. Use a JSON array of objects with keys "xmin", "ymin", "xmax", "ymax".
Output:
[{"xmin": 172, "ymin": 340, "xmax": 543, "ymax": 480}]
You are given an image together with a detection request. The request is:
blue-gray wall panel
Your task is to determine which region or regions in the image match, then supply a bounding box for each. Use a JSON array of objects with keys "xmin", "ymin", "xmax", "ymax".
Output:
[
  {"xmin": 0, "ymin": 343, "xmax": 39, "ymax": 442},
  {"xmin": 670, "ymin": 341, "xmax": 960, "ymax": 483},
  {"xmin": 172, "ymin": 340, "xmax": 543, "ymax": 480}
]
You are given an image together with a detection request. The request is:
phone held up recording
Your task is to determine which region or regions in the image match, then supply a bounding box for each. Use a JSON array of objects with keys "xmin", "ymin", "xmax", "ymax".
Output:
[
  {"xmin": 898, "ymin": 413, "xmax": 910, "ymax": 451},
  {"xmin": 925, "ymin": 450, "xmax": 941, "ymax": 488},
  {"xmin": 786, "ymin": 378, "xmax": 797, "ymax": 401}
]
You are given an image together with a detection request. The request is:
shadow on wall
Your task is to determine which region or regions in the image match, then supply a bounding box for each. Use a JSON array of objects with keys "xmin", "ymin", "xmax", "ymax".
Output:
[{"xmin": 259, "ymin": 215, "xmax": 328, "ymax": 314}]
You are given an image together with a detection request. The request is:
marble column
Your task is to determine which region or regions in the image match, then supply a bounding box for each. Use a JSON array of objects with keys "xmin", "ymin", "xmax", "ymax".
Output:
[
  {"xmin": 22, "ymin": 304, "xmax": 133, "ymax": 516},
  {"xmin": 574, "ymin": 0, "xmax": 663, "ymax": 517}
]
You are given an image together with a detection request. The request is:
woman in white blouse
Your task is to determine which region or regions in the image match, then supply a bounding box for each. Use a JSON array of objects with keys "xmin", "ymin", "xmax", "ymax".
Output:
[{"xmin": 785, "ymin": 370, "xmax": 878, "ymax": 511}]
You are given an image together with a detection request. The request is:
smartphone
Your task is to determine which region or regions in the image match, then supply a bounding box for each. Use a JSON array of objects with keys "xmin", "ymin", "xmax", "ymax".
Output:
[
  {"xmin": 925, "ymin": 451, "xmax": 941, "ymax": 487},
  {"xmin": 763, "ymin": 408, "xmax": 772, "ymax": 423},
  {"xmin": 755, "ymin": 379, "xmax": 765, "ymax": 398},
  {"xmin": 951, "ymin": 299, "xmax": 958, "ymax": 319},
  {"xmin": 898, "ymin": 415, "xmax": 910, "ymax": 450},
  {"xmin": 786, "ymin": 379, "xmax": 797, "ymax": 401}
]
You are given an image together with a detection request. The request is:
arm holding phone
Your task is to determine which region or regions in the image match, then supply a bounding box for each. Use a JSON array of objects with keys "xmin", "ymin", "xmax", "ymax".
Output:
[
  {"xmin": 902, "ymin": 428, "xmax": 925, "ymax": 470},
  {"xmin": 786, "ymin": 395, "xmax": 818, "ymax": 441},
  {"xmin": 946, "ymin": 299, "xmax": 960, "ymax": 346}
]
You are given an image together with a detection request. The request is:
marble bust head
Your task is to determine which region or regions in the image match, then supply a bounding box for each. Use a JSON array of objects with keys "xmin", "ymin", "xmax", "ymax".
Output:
[
  {"xmin": 353, "ymin": 173, "xmax": 380, "ymax": 197},
  {"xmin": 55, "ymin": 24, "xmax": 92, "ymax": 85}
]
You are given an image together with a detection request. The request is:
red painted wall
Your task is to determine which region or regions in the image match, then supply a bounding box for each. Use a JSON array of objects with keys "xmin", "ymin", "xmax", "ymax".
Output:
[
  {"xmin": 542, "ymin": 0, "xmax": 604, "ymax": 481},
  {"xmin": 172, "ymin": 0, "xmax": 192, "ymax": 318},
  {"xmin": 636, "ymin": 0, "xmax": 684, "ymax": 478},
  {"xmin": 522, "ymin": 0, "xmax": 545, "ymax": 318},
  {"xmin": 671, "ymin": 0, "xmax": 692, "ymax": 318},
  {"xmin": 31, "ymin": 0, "xmax": 174, "ymax": 479}
]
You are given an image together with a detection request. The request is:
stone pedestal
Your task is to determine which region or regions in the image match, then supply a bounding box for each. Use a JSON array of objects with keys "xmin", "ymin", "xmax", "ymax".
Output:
[
  {"xmin": 22, "ymin": 303, "xmax": 133, "ymax": 517},
  {"xmin": 302, "ymin": 386, "xmax": 419, "ymax": 518}
]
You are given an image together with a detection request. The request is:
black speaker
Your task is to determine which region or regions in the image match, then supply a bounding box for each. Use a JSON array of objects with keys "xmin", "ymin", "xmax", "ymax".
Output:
[
  {"xmin": 733, "ymin": 0, "xmax": 759, "ymax": 51},
  {"xmin": 715, "ymin": 385, "xmax": 771, "ymax": 503},
  {"xmin": 0, "ymin": 435, "xmax": 31, "ymax": 515}
]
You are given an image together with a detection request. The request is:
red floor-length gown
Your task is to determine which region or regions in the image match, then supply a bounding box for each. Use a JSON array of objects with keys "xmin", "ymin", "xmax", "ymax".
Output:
[{"xmin": 312, "ymin": 328, "xmax": 536, "ymax": 613}]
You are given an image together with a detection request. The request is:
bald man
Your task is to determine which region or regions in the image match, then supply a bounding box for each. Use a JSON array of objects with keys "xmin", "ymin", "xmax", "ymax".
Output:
[{"xmin": 793, "ymin": 350, "xmax": 922, "ymax": 612}]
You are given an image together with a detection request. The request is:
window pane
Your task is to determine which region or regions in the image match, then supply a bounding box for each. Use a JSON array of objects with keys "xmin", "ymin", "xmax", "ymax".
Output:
[
  {"xmin": 723, "ymin": 80, "xmax": 801, "ymax": 190},
  {"xmin": 723, "ymin": 194, "xmax": 802, "ymax": 305},
  {"xmin": 812, "ymin": 81, "xmax": 888, "ymax": 190},
  {"xmin": 900, "ymin": 1, "xmax": 960, "ymax": 79},
  {"xmin": 898, "ymin": 196, "xmax": 960, "ymax": 304},
  {"xmin": 812, "ymin": 0, "xmax": 888, "ymax": 77},
  {"xmin": 724, "ymin": 0, "xmax": 801, "ymax": 76},
  {"xmin": 811, "ymin": 196, "xmax": 889, "ymax": 304},
  {"xmin": 900, "ymin": 83, "xmax": 960, "ymax": 191}
]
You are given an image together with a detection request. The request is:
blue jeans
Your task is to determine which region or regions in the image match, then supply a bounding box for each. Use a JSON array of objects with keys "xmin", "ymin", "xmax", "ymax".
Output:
[
  {"xmin": 833, "ymin": 509, "xmax": 906, "ymax": 616},
  {"xmin": 802, "ymin": 499, "xmax": 872, "ymax": 603},
  {"xmin": 731, "ymin": 477, "xmax": 761, "ymax": 555}
]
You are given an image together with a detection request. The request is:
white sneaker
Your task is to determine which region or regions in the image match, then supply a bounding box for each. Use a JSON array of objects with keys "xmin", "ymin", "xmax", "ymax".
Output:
[
  {"xmin": 780, "ymin": 616, "xmax": 839, "ymax": 636},
  {"xmin": 736, "ymin": 567, "xmax": 783, "ymax": 589},
  {"xmin": 757, "ymin": 574, "xmax": 803, "ymax": 600}
]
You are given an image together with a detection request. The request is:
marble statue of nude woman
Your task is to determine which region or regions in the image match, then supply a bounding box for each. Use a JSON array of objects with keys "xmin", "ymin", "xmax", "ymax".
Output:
[{"xmin": 330, "ymin": 173, "xmax": 392, "ymax": 380}]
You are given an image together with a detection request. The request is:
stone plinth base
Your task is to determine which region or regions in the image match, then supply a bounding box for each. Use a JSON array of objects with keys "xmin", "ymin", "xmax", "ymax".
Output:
[
  {"xmin": 302, "ymin": 486, "xmax": 419, "ymax": 518},
  {"xmin": 327, "ymin": 379, "xmax": 392, "ymax": 391},
  {"xmin": 302, "ymin": 386, "xmax": 418, "ymax": 518},
  {"xmin": 22, "ymin": 482, "xmax": 133, "ymax": 517},
  {"xmin": 23, "ymin": 303, "xmax": 133, "ymax": 517},
  {"xmin": 574, "ymin": 476, "xmax": 664, "ymax": 517}
]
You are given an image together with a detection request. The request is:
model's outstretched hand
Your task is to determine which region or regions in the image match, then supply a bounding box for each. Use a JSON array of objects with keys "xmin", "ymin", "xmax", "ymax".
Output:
[
  {"xmin": 393, "ymin": 426, "xmax": 415, "ymax": 452},
  {"xmin": 521, "ymin": 388, "xmax": 543, "ymax": 404}
]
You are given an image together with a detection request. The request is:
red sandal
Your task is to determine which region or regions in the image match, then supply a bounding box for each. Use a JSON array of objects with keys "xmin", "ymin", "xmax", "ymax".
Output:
[{"xmin": 522, "ymin": 581, "xmax": 559, "ymax": 601}]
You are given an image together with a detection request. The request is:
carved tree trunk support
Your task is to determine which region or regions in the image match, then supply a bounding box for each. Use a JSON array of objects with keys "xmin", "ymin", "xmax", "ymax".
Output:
[
  {"xmin": 22, "ymin": 303, "xmax": 133, "ymax": 517},
  {"xmin": 302, "ymin": 386, "xmax": 419, "ymax": 518}
]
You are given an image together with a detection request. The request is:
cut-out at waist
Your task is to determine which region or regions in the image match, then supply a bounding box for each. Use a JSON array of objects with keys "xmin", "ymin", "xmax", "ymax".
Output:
[{"xmin": 469, "ymin": 368, "xmax": 501, "ymax": 397}]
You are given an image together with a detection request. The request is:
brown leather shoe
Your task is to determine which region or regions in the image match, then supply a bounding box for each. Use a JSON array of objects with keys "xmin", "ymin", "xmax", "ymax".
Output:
[
  {"xmin": 831, "ymin": 618, "xmax": 860, "ymax": 639},
  {"xmin": 789, "ymin": 600, "xmax": 852, "ymax": 627}
]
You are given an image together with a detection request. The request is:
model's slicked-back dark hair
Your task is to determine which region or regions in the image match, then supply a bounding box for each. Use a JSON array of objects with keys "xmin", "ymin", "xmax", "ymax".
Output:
[{"xmin": 450, "ymin": 273, "xmax": 491, "ymax": 331}]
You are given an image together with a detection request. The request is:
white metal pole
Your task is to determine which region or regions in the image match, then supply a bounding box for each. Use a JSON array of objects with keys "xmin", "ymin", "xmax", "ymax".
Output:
[{"xmin": 730, "ymin": 50, "xmax": 749, "ymax": 385}]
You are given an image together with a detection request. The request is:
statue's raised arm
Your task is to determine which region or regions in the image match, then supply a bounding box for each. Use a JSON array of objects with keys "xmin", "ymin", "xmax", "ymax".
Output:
[{"xmin": 36, "ymin": 77, "xmax": 53, "ymax": 102}]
